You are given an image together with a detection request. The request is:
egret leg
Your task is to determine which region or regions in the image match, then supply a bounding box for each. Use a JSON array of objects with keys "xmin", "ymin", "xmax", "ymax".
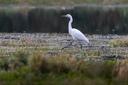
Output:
[
  {"xmin": 61, "ymin": 40, "xmax": 73, "ymax": 50},
  {"xmin": 72, "ymin": 40, "xmax": 83, "ymax": 50},
  {"xmin": 80, "ymin": 44, "xmax": 83, "ymax": 49},
  {"xmin": 77, "ymin": 41, "xmax": 83, "ymax": 49}
]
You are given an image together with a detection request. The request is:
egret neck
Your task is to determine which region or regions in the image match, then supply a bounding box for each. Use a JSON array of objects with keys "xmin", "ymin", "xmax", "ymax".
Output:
[{"xmin": 68, "ymin": 15, "xmax": 73, "ymax": 34}]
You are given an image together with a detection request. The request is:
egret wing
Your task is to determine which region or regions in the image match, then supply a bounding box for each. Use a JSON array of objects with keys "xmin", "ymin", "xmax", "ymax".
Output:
[{"xmin": 72, "ymin": 28, "xmax": 89, "ymax": 43}]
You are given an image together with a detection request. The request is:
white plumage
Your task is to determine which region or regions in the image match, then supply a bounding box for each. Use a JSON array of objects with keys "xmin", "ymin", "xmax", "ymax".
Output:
[{"xmin": 64, "ymin": 14, "xmax": 89, "ymax": 45}]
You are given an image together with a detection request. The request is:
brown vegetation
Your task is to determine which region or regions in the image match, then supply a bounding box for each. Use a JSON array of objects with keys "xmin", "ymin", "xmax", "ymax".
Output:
[{"xmin": 113, "ymin": 60, "xmax": 128, "ymax": 80}]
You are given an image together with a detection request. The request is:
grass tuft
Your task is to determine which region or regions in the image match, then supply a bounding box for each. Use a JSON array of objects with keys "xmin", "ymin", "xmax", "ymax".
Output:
[
  {"xmin": 0, "ymin": 50, "xmax": 127, "ymax": 85},
  {"xmin": 109, "ymin": 38, "xmax": 128, "ymax": 47}
]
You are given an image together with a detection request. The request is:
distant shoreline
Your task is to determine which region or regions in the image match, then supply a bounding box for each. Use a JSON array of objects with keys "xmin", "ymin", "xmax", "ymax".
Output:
[{"xmin": 1, "ymin": 4, "xmax": 128, "ymax": 9}]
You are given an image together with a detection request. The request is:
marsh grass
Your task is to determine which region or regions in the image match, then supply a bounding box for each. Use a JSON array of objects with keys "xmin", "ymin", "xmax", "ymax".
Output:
[
  {"xmin": 0, "ymin": 50, "xmax": 29, "ymax": 71},
  {"xmin": 0, "ymin": 0, "xmax": 128, "ymax": 5},
  {"xmin": 84, "ymin": 50, "xmax": 101, "ymax": 57},
  {"xmin": 113, "ymin": 60, "xmax": 128, "ymax": 80},
  {"xmin": 28, "ymin": 51, "xmax": 116, "ymax": 78},
  {"xmin": 0, "ymin": 50, "xmax": 127, "ymax": 85},
  {"xmin": 109, "ymin": 38, "xmax": 128, "ymax": 47}
]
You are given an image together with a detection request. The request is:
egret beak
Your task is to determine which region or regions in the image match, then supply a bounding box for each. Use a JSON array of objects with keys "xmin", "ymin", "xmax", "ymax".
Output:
[{"xmin": 61, "ymin": 15, "xmax": 66, "ymax": 17}]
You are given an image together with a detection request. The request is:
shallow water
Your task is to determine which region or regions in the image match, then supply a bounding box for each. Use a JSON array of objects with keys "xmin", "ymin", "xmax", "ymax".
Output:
[{"xmin": 0, "ymin": 33, "xmax": 127, "ymax": 58}]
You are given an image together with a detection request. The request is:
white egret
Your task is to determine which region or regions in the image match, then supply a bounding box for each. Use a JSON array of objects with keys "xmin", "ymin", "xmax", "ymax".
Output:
[{"xmin": 62, "ymin": 14, "xmax": 89, "ymax": 49}]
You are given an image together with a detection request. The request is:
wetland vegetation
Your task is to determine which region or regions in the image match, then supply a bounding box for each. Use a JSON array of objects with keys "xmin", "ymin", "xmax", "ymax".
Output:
[
  {"xmin": 0, "ymin": 0, "xmax": 128, "ymax": 84},
  {"xmin": 0, "ymin": 33, "xmax": 127, "ymax": 85},
  {"xmin": 0, "ymin": 0, "xmax": 128, "ymax": 5}
]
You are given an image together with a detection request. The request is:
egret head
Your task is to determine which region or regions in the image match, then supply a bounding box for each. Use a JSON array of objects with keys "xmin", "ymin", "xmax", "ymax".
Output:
[
  {"xmin": 62, "ymin": 14, "xmax": 72, "ymax": 19},
  {"xmin": 65, "ymin": 14, "xmax": 71, "ymax": 17}
]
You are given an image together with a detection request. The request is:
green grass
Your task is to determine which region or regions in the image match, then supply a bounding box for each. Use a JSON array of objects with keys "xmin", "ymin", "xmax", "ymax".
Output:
[
  {"xmin": 0, "ymin": 0, "xmax": 128, "ymax": 5},
  {"xmin": 109, "ymin": 38, "xmax": 128, "ymax": 47},
  {"xmin": 0, "ymin": 32, "xmax": 127, "ymax": 85},
  {"xmin": 0, "ymin": 51, "xmax": 127, "ymax": 85}
]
